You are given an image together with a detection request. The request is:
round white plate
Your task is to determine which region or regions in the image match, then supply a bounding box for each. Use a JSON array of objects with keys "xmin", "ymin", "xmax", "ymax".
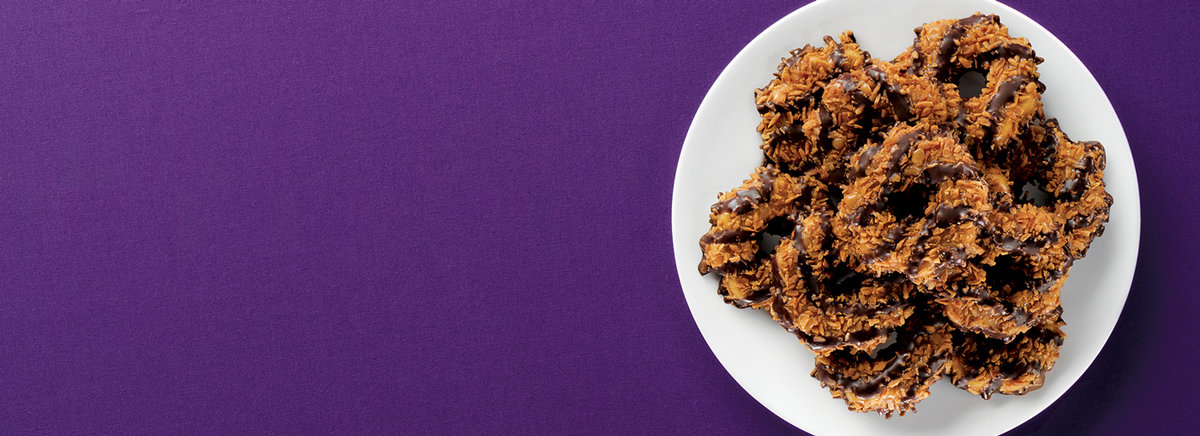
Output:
[{"xmin": 670, "ymin": 0, "xmax": 1140, "ymax": 434}]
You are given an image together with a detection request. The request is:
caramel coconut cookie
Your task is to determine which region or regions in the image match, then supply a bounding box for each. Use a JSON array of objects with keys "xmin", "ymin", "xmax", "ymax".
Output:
[
  {"xmin": 832, "ymin": 124, "xmax": 992, "ymax": 290},
  {"xmin": 696, "ymin": 13, "xmax": 1111, "ymax": 417},
  {"xmin": 771, "ymin": 208, "xmax": 918, "ymax": 355},
  {"xmin": 949, "ymin": 316, "xmax": 1066, "ymax": 398},
  {"xmin": 756, "ymin": 32, "xmax": 877, "ymax": 177},
  {"xmin": 699, "ymin": 166, "xmax": 805, "ymax": 308},
  {"xmin": 899, "ymin": 14, "xmax": 1045, "ymax": 150},
  {"xmin": 812, "ymin": 310, "xmax": 954, "ymax": 417}
]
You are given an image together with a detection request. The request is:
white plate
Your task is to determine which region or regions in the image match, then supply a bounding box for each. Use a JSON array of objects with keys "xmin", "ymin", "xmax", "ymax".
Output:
[{"xmin": 670, "ymin": 0, "xmax": 1140, "ymax": 434}]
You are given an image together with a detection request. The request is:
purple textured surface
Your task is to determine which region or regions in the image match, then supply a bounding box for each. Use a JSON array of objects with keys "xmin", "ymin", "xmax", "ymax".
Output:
[{"xmin": 0, "ymin": 1, "xmax": 1195, "ymax": 434}]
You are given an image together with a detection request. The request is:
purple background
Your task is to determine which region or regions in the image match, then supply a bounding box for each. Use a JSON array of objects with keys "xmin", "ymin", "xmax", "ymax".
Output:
[{"xmin": 0, "ymin": 1, "xmax": 1194, "ymax": 434}]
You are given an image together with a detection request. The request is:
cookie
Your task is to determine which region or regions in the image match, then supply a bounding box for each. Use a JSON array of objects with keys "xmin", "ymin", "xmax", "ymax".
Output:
[
  {"xmin": 812, "ymin": 312, "xmax": 954, "ymax": 417},
  {"xmin": 699, "ymin": 166, "xmax": 806, "ymax": 307},
  {"xmin": 900, "ymin": 14, "xmax": 1045, "ymax": 150},
  {"xmin": 949, "ymin": 317, "xmax": 1066, "ymax": 398},
  {"xmin": 832, "ymin": 124, "xmax": 991, "ymax": 290},
  {"xmin": 756, "ymin": 32, "xmax": 876, "ymax": 177},
  {"xmin": 771, "ymin": 209, "xmax": 917, "ymax": 354}
]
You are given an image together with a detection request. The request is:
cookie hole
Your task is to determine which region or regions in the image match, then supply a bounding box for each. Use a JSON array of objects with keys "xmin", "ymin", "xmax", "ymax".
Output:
[
  {"xmin": 957, "ymin": 70, "xmax": 987, "ymax": 99},
  {"xmin": 758, "ymin": 217, "xmax": 794, "ymax": 256},
  {"xmin": 764, "ymin": 216, "xmax": 794, "ymax": 236},
  {"xmin": 885, "ymin": 187, "xmax": 930, "ymax": 223},
  {"xmin": 758, "ymin": 233, "xmax": 783, "ymax": 256},
  {"xmin": 867, "ymin": 330, "xmax": 899, "ymax": 359},
  {"xmin": 1017, "ymin": 180, "xmax": 1053, "ymax": 206},
  {"xmin": 983, "ymin": 256, "xmax": 1029, "ymax": 299},
  {"xmin": 826, "ymin": 264, "xmax": 868, "ymax": 296}
]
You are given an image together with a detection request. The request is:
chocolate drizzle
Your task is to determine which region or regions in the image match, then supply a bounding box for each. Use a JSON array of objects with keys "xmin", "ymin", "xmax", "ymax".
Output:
[
  {"xmin": 802, "ymin": 328, "xmax": 890, "ymax": 354},
  {"xmin": 835, "ymin": 74, "xmax": 873, "ymax": 109},
  {"xmin": 1057, "ymin": 148, "xmax": 1103, "ymax": 200},
  {"xmin": 699, "ymin": 228, "xmax": 754, "ymax": 244},
  {"xmin": 818, "ymin": 108, "xmax": 833, "ymax": 129},
  {"xmin": 935, "ymin": 26, "xmax": 966, "ymax": 78},
  {"xmin": 981, "ymin": 377, "xmax": 1004, "ymax": 400},
  {"xmin": 987, "ymin": 75, "xmax": 1028, "ymax": 117},
  {"xmin": 934, "ymin": 15, "xmax": 995, "ymax": 78},
  {"xmin": 1011, "ymin": 307, "xmax": 1030, "ymax": 325},
  {"xmin": 713, "ymin": 189, "xmax": 760, "ymax": 214},
  {"xmin": 759, "ymin": 170, "xmax": 777, "ymax": 200},
  {"xmin": 790, "ymin": 217, "xmax": 824, "ymax": 295},
  {"xmin": 957, "ymin": 13, "xmax": 996, "ymax": 27},
  {"xmin": 924, "ymin": 162, "xmax": 978, "ymax": 184},
  {"xmin": 954, "ymin": 103, "xmax": 969, "ymax": 126},
  {"xmin": 994, "ymin": 235, "xmax": 1042, "ymax": 257},
  {"xmin": 1079, "ymin": 155, "xmax": 1097, "ymax": 173},
  {"xmin": 931, "ymin": 205, "xmax": 976, "ymax": 227},
  {"xmin": 888, "ymin": 130, "xmax": 923, "ymax": 171},
  {"xmin": 1057, "ymin": 178, "xmax": 1084, "ymax": 199},
  {"xmin": 831, "ymin": 48, "xmax": 846, "ymax": 70},
  {"xmin": 783, "ymin": 47, "xmax": 805, "ymax": 69},
  {"xmin": 903, "ymin": 204, "xmax": 982, "ymax": 280},
  {"xmin": 756, "ymin": 91, "xmax": 815, "ymax": 115},
  {"xmin": 931, "ymin": 14, "xmax": 1006, "ymax": 79},
  {"xmin": 778, "ymin": 120, "xmax": 802, "ymax": 140},
  {"xmin": 730, "ymin": 288, "xmax": 772, "ymax": 308},
  {"xmin": 852, "ymin": 144, "xmax": 882, "ymax": 179},
  {"xmin": 849, "ymin": 129, "xmax": 926, "ymax": 225},
  {"xmin": 995, "ymin": 43, "xmax": 1035, "ymax": 61},
  {"xmin": 705, "ymin": 259, "xmax": 755, "ymax": 276},
  {"xmin": 865, "ymin": 66, "xmax": 914, "ymax": 120},
  {"xmin": 712, "ymin": 170, "xmax": 776, "ymax": 214},
  {"xmin": 865, "ymin": 225, "xmax": 905, "ymax": 264},
  {"xmin": 1064, "ymin": 215, "xmax": 1091, "ymax": 233},
  {"xmin": 756, "ymin": 101, "xmax": 782, "ymax": 115},
  {"xmin": 1082, "ymin": 141, "xmax": 1105, "ymax": 169}
]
